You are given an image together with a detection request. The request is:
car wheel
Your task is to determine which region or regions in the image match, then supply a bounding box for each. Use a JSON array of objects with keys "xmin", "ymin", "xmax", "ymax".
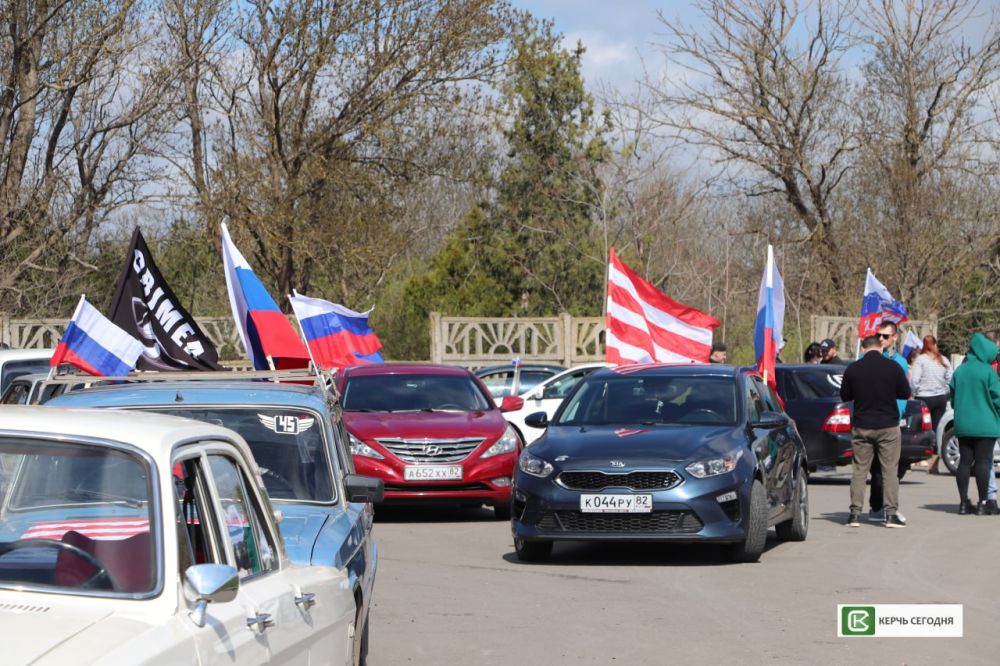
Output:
[
  {"xmin": 726, "ymin": 479, "xmax": 767, "ymax": 563},
  {"xmin": 514, "ymin": 536, "xmax": 552, "ymax": 562},
  {"xmin": 941, "ymin": 426, "xmax": 959, "ymax": 475},
  {"xmin": 493, "ymin": 502, "xmax": 512, "ymax": 520},
  {"xmin": 775, "ymin": 471, "xmax": 808, "ymax": 542}
]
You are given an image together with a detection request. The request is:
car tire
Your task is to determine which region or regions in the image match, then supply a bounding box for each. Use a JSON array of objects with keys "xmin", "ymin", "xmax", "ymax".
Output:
[
  {"xmin": 493, "ymin": 502, "xmax": 512, "ymax": 520},
  {"xmin": 775, "ymin": 470, "xmax": 808, "ymax": 542},
  {"xmin": 941, "ymin": 426, "xmax": 960, "ymax": 475},
  {"xmin": 514, "ymin": 536, "xmax": 552, "ymax": 562},
  {"xmin": 727, "ymin": 479, "xmax": 767, "ymax": 563}
]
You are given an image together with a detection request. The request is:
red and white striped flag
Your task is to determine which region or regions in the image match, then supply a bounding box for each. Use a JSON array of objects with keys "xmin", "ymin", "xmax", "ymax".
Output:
[{"xmin": 606, "ymin": 248, "xmax": 720, "ymax": 364}]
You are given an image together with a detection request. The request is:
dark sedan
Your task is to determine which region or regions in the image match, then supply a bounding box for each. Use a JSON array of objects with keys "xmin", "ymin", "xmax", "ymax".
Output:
[
  {"xmin": 775, "ymin": 364, "xmax": 935, "ymax": 473},
  {"xmin": 511, "ymin": 364, "xmax": 809, "ymax": 563}
]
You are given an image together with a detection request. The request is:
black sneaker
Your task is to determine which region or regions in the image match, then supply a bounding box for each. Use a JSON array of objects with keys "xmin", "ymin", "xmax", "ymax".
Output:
[
  {"xmin": 846, "ymin": 511, "xmax": 861, "ymax": 527},
  {"xmin": 885, "ymin": 514, "xmax": 906, "ymax": 528},
  {"xmin": 958, "ymin": 499, "xmax": 976, "ymax": 515},
  {"xmin": 986, "ymin": 500, "xmax": 1000, "ymax": 516}
]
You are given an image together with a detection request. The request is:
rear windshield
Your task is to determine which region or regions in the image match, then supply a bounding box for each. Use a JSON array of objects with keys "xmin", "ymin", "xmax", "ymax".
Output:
[
  {"xmin": 151, "ymin": 407, "xmax": 335, "ymax": 503},
  {"xmin": 779, "ymin": 368, "xmax": 843, "ymax": 400},
  {"xmin": 556, "ymin": 374, "xmax": 738, "ymax": 426},
  {"xmin": 1, "ymin": 360, "xmax": 50, "ymax": 393},
  {"xmin": 342, "ymin": 374, "xmax": 491, "ymax": 412}
]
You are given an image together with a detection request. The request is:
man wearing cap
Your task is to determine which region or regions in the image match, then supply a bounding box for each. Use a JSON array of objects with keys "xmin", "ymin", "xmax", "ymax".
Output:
[
  {"xmin": 820, "ymin": 339, "xmax": 850, "ymax": 366},
  {"xmin": 709, "ymin": 342, "xmax": 727, "ymax": 364}
]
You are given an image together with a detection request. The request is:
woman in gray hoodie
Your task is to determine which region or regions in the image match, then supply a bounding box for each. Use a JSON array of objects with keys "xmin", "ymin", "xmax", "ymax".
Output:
[{"xmin": 910, "ymin": 335, "xmax": 952, "ymax": 474}]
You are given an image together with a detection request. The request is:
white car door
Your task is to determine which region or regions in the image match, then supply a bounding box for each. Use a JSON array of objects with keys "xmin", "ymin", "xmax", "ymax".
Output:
[
  {"xmin": 174, "ymin": 453, "xmax": 271, "ymax": 665},
  {"xmin": 515, "ymin": 367, "xmax": 602, "ymax": 444},
  {"xmin": 204, "ymin": 452, "xmax": 354, "ymax": 666}
]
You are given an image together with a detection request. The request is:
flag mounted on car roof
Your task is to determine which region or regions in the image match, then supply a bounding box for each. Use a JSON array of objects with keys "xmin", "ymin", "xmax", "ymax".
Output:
[
  {"xmin": 221, "ymin": 224, "xmax": 310, "ymax": 370},
  {"xmin": 289, "ymin": 291, "xmax": 384, "ymax": 369},
  {"xmin": 858, "ymin": 268, "xmax": 908, "ymax": 338},
  {"xmin": 109, "ymin": 227, "xmax": 221, "ymax": 371},
  {"xmin": 605, "ymin": 248, "xmax": 720, "ymax": 364},
  {"xmin": 52, "ymin": 295, "xmax": 145, "ymax": 376},
  {"xmin": 754, "ymin": 245, "xmax": 784, "ymax": 388}
]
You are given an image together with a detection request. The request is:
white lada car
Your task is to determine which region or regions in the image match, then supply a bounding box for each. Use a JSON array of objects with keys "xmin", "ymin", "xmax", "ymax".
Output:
[{"xmin": 0, "ymin": 406, "xmax": 357, "ymax": 665}]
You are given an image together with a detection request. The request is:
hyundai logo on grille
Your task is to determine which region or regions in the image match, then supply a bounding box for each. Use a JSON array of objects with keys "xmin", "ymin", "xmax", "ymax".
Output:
[
  {"xmin": 423, "ymin": 444, "xmax": 443, "ymax": 456},
  {"xmin": 609, "ymin": 460, "xmax": 625, "ymax": 468}
]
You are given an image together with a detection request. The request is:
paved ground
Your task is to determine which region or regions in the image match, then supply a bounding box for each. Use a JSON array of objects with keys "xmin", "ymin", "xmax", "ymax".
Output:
[{"xmin": 366, "ymin": 468, "xmax": 1000, "ymax": 665}]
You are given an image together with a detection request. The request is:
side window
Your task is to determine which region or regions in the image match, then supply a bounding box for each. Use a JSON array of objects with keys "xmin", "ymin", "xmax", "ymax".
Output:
[
  {"xmin": 746, "ymin": 383, "xmax": 764, "ymax": 422},
  {"xmin": 174, "ymin": 457, "xmax": 222, "ymax": 573},
  {"xmin": 754, "ymin": 378, "xmax": 781, "ymax": 412},
  {"xmin": 542, "ymin": 370, "xmax": 588, "ymax": 400},
  {"xmin": 208, "ymin": 455, "xmax": 276, "ymax": 579},
  {"xmin": 1, "ymin": 382, "xmax": 29, "ymax": 405}
]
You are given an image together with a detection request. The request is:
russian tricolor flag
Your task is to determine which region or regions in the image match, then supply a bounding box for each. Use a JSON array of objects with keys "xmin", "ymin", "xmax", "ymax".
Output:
[
  {"xmin": 51, "ymin": 295, "xmax": 144, "ymax": 376},
  {"xmin": 289, "ymin": 291, "xmax": 384, "ymax": 369},
  {"xmin": 221, "ymin": 224, "xmax": 310, "ymax": 370},
  {"xmin": 754, "ymin": 245, "xmax": 784, "ymax": 388},
  {"xmin": 858, "ymin": 268, "xmax": 908, "ymax": 338}
]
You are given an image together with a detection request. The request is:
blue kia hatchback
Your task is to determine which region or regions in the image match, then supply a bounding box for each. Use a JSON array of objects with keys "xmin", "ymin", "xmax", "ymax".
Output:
[
  {"xmin": 47, "ymin": 375, "xmax": 382, "ymax": 661},
  {"xmin": 511, "ymin": 364, "xmax": 809, "ymax": 563}
]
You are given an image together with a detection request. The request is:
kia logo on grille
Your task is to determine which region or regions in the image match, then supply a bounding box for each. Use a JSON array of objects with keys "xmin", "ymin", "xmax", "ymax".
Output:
[
  {"xmin": 609, "ymin": 460, "xmax": 625, "ymax": 468},
  {"xmin": 423, "ymin": 444, "xmax": 443, "ymax": 456}
]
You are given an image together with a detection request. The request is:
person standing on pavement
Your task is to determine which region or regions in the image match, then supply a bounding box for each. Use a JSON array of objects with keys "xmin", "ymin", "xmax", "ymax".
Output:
[
  {"xmin": 820, "ymin": 339, "xmax": 851, "ymax": 366},
  {"xmin": 867, "ymin": 322, "xmax": 911, "ymax": 523},
  {"xmin": 949, "ymin": 332, "xmax": 1000, "ymax": 515},
  {"xmin": 911, "ymin": 335, "xmax": 952, "ymax": 475},
  {"xmin": 841, "ymin": 334, "xmax": 912, "ymax": 527}
]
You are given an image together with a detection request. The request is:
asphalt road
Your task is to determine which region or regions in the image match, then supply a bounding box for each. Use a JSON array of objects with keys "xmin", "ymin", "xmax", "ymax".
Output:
[{"xmin": 366, "ymin": 468, "xmax": 1000, "ymax": 665}]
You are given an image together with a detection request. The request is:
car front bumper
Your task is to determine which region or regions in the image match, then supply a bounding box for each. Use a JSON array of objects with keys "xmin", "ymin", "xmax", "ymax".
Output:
[
  {"xmin": 511, "ymin": 470, "xmax": 752, "ymax": 544},
  {"xmin": 354, "ymin": 452, "xmax": 514, "ymax": 505}
]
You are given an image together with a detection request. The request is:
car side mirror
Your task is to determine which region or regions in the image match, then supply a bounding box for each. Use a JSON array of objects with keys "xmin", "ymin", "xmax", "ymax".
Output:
[
  {"xmin": 754, "ymin": 411, "xmax": 790, "ymax": 428},
  {"xmin": 344, "ymin": 473, "xmax": 384, "ymax": 503},
  {"xmin": 529, "ymin": 388, "xmax": 544, "ymax": 400},
  {"xmin": 184, "ymin": 564, "xmax": 240, "ymax": 628},
  {"xmin": 524, "ymin": 411, "xmax": 549, "ymax": 429},
  {"xmin": 500, "ymin": 395, "xmax": 524, "ymax": 412}
]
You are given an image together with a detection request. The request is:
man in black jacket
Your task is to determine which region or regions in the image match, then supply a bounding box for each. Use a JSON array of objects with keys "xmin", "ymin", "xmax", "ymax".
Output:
[{"xmin": 840, "ymin": 334, "xmax": 912, "ymax": 527}]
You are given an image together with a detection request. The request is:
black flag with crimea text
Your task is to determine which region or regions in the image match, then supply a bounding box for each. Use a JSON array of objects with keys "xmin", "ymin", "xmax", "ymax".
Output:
[{"xmin": 109, "ymin": 228, "xmax": 222, "ymax": 371}]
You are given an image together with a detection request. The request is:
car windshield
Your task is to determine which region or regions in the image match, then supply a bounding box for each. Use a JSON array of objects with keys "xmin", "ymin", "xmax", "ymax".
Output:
[
  {"xmin": 342, "ymin": 373, "xmax": 492, "ymax": 412},
  {"xmin": 151, "ymin": 407, "xmax": 335, "ymax": 503},
  {"xmin": 556, "ymin": 374, "xmax": 738, "ymax": 426},
  {"xmin": 0, "ymin": 437, "xmax": 155, "ymax": 596},
  {"xmin": 480, "ymin": 370, "xmax": 554, "ymax": 398}
]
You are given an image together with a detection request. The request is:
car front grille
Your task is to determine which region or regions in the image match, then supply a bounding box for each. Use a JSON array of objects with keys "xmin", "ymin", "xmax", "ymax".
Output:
[
  {"xmin": 557, "ymin": 470, "xmax": 681, "ymax": 491},
  {"xmin": 375, "ymin": 438, "xmax": 484, "ymax": 463},
  {"xmin": 537, "ymin": 510, "xmax": 703, "ymax": 534}
]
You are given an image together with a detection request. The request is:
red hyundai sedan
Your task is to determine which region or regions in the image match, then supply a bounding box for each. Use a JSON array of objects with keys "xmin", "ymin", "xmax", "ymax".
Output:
[{"xmin": 338, "ymin": 363, "xmax": 523, "ymax": 518}]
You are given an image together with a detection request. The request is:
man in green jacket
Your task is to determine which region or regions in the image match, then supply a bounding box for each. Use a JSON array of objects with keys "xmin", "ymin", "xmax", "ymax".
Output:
[{"xmin": 949, "ymin": 332, "xmax": 1000, "ymax": 515}]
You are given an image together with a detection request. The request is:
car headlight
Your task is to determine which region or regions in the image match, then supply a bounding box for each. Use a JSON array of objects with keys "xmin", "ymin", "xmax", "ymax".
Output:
[
  {"xmin": 348, "ymin": 432, "xmax": 384, "ymax": 460},
  {"xmin": 481, "ymin": 425, "xmax": 520, "ymax": 459},
  {"xmin": 685, "ymin": 449, "xmax": 743, "ymax": 478},
  {"xmin": 518, "ymin": 452, "xmax": 553, "ymax": 478}
]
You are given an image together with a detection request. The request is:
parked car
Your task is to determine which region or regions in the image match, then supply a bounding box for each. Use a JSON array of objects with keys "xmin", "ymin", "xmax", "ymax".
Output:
[
  {"xmin": 934, "ymin": 405, "xmax": 1000, "ymax": 475},
  {"xmin": 474, "ymin": 363, "xmax": 565, "ymax": 399},
  {"xmin": 339, "ymin": 363, "xmax": 522, "ymax": 518},
  {"xmin": 511, "ymin": 364, "xmax": 809, "ymax": 563},
  {"xmin": 46, "ymin": 372, "xmax": 382, "ymax": 664},
  {"xmin": 0, "ymin": 372, "xmax": 74, "ymax": 405},
  {"xmin": 775, "ymin": 364, "xmax": 936, "ymax": 473},
  {"xmin": 0, "ymin": 348, "xmax": 53, "ymax": 394},
  {"xmin": 0, "ymin": 406, "xmax": 357, "ymax": 665},
  {"xmin": 502, "ymin": 363, "xmax": 610, "ymax": 445}
]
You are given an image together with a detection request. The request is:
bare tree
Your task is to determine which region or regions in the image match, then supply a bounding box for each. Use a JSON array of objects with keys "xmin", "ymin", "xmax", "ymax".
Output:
[{"xmin": 648, "ymin": 0, "xmax": 856, "ymax": 293}]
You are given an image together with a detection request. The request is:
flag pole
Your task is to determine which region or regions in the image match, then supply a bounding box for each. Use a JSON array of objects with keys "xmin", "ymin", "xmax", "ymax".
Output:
[{"xmin": 288, "ymin": 292, "xmax": 322, "ymax": 380}]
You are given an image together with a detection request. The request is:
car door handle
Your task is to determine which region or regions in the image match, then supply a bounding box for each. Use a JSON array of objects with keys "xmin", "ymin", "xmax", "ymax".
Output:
[
  {"xmin": 247, "ymin": 613, "xmax": 275, "ymax": 631},
  {"xmin": 295, "ymin": 592, "xmax": 316, "ymax": 609}
]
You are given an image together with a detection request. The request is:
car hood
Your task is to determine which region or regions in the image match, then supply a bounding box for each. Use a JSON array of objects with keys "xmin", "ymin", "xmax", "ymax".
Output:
[
  {"xmin": 343, "ymin": 410, "xmax": 506, "ymax": 441},
  {"xmin": 530, "ymin": 424, "xmax": 746, "ymax": 465},
  {"xmin": 0, "ymin": 601, "xmax": 122, "ymax": 664}
]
